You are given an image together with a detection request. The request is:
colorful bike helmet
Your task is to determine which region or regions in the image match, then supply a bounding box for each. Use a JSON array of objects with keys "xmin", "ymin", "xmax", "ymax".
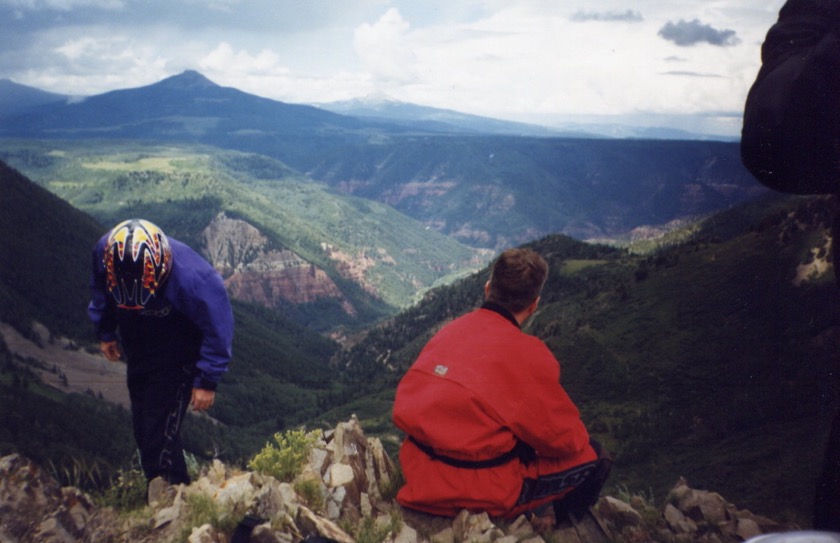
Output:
[{"xmin": 104, "ymin": 219, "xmax": 172, "ymax": 309}]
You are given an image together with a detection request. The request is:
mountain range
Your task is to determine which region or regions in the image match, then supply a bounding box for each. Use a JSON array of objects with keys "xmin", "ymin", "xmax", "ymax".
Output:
[
  {"xmin": 0, "ymin": 71, "xmax": 400, "ymax": 168},
  {"xmin": 0, "ymin": 78, "xmax": 69, "ymax": 117},
  {"xmin": 312, "ymin": 94, "xmax": 577, "ymax": 137},
  {"xmin": 0, "ymin": 70, "xmax": 829, "ymax": 526},
  {"xmin": 1, "ymin": 71, "xmax": 767, "ymax": 250},
  {"xmin": 313, "ymin": 94, "xmax": 736, "ymax": 141}
]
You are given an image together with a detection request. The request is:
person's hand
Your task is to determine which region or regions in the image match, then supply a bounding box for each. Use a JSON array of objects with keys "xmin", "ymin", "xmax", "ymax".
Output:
[
  {"xmin": 99, "ymin": 341, "xmax": 121, "ymax": 361},
  {"xmin": 191, "ymin": 388, "xmax": 216, "ymax": 412}
]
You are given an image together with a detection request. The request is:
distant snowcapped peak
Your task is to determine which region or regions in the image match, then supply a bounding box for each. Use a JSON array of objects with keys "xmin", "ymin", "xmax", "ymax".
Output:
[{"xmin": 354, "ymin": 91, "xmax": 399, "ymax": 106}]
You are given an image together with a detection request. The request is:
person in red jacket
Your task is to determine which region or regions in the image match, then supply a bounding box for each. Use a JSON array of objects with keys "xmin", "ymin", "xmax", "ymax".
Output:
[{"xmin": 392, "ymin": 248, "xmax": 610, "ymax": 530}]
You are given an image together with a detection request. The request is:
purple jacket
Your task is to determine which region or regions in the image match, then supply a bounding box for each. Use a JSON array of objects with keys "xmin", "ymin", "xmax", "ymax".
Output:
[{"xmin": 89, "ymin": 236, "xmax": 233, "ymax": 390}]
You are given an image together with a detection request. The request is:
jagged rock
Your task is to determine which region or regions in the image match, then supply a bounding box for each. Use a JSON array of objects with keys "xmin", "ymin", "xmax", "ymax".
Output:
[
  {"xmin": 0, "ymin": 454, "xmax": 102, "ymax": 543},
  {"xmin": 309, "ymin": 448, "xmax": 330, "ymax": 475},
  {"xmin": 147, "ymin": 476, "xmax": 171, "ymax": 507},
  {"xmin": 392, "ymin": 523, "xmax": 418, "ymax": 543},
  {"xmin": 0, "ymin": 453, "xmax": 60, "ymax": 514},
  {"xmin": 735, "ymin": 518, "xmax": 762, "ymax": 540},
  {"xmin": 323, "ymin": 414, "xmax": 397, "ymax": 522},
  {"xmin": 253, "ymin": 523, "xmax": 295, "ymax": 543},
  {"xmin": 202, "ymin": 212, "xmax": 355, "ymax": 314},
  {"xmin": 737, "ymin": 509, "xmax": 784, "ymax": 533},
  {"xmin": 366, "ymin": 437, "xmax": 396, "ymax": 502},
  {"xmin": 431, "ymin": 526, "xmax": 455, "ymax": 543},
  {"xmin": 328, "ymin": 463, "xmax": 355, "ymax": 488},
  {"xmin": 0, "ymin": 418, "xmax": 807, "ymax": 543},
  {"xmin": 153, "ymin": 486, "xmax": 185, "ymax": 529},
  {"xmin": 669, "ymin": 477, "xmax": 728, "ymax": 525},
  {"xmin": 205, "ymin": 458, "xmax": 228, "ymax": 485},
  {"xmin": 298, "ymin": 505, "xmax": 355, "ymax": 543},
  {"xmin": 216, "ymin": 471, "xmax": 261, "ymax": 508},
  {"xmin": 452, "ymin": 510, "xmax": 506, "ymax": 543},
  {"xmin": 665, "ymin": 503, "xmax": 698, "ymax": 534},
  {"xmin": 201, "ymin": 212, "xmax": 270, "ymax": 275},
  {"xmin": 598, "ymin": 496, "xmax": 643, "ymax": 527},
  {"xmin": 506, "ymin": 514, "xmax": 536, "ymax": 539},
  {"xmin": 187, "ymin": 523, "xmax": 217, "ymax": 543}
]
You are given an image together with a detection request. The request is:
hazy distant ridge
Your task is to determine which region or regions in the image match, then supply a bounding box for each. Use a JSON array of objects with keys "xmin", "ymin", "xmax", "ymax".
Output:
[{"xmin": 0, "ymin": 70, "xmax": 768, "ymax": 249}]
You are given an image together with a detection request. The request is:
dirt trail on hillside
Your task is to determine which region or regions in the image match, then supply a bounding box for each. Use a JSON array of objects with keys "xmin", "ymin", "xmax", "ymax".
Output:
[{"xmin": 0, "ymin": 322, "xmax": 130, "ymax": 408}]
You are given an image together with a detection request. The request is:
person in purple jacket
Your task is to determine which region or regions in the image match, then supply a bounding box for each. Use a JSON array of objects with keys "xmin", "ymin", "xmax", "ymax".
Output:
[{"xmin": 88, "ymin": 218, "xmax": 233, "ymax": 486}]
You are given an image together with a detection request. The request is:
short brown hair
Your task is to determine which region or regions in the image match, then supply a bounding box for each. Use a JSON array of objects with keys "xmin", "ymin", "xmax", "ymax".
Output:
[{"xmin": 486, "ymin": 248, "xmax": 548, "ymax": 313}]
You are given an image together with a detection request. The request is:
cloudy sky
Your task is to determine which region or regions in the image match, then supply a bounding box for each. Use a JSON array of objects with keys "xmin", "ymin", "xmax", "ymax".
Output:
[{"xmin": 1, "ymin": 0, "xmax": 785, "ymax": 137}]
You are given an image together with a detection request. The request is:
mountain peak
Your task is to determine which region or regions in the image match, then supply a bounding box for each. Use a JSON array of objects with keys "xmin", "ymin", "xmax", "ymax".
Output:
[
  {"xmin": 156, "ymin": 70, "xmax": 218, "ymax": 90},
  {"xmin": 0, "ymin": 78, "xmax": 70, "ymax": 115}
]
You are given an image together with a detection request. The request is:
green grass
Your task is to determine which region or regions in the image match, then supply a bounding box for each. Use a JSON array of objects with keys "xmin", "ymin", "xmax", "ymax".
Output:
[{"xmin": 0, "ymin": 139, "xmax": 486, "ymax": 320}]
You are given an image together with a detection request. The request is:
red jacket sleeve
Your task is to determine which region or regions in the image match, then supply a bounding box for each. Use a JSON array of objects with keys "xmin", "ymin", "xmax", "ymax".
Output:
[{"xmin": 505, "ymin": 338, "xmax": 591, "ymax": 458}]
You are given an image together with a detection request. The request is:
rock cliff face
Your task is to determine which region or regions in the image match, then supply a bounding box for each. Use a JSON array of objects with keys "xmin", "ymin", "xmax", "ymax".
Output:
[
  {"xmin": 201, "ymin": 213, "xmax": 356, "ymax": 315},
  {"xmin": 0, "ymin": 417, "xmax": 800, "ymax": 543}
]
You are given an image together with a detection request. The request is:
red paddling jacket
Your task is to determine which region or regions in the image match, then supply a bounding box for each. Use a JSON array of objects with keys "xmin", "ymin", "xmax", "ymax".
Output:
[{"xmin": 392, "ymin": 303, "xmax": 596, "ymax": 517}]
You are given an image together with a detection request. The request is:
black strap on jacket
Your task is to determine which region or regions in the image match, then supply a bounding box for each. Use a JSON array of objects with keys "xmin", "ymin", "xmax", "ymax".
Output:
[{"xmin": 409, "ymin": 436, "xmax": 535, "ymax": 469}]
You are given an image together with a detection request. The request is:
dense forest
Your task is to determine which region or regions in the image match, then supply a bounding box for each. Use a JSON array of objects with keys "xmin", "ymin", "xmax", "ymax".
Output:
[{"xmin": 323, "ymin": 194, "xmax": 840, "ymax": 525}]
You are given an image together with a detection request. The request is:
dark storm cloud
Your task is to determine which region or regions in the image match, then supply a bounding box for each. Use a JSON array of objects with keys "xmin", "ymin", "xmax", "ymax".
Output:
[
  {"xmin": 570, "ymin": 9, "xmax": 643, "ymax": 22},
  {"xmin": 0, "ymin": 0, "xmax": 381, "ymax": 85},
  {"xmin": 658, "ymin": 19, "xmax": 740, "ymax": 47},
  {"xmin": 0, "ymin": 0, "xmax": 376, "ymax": 34}
]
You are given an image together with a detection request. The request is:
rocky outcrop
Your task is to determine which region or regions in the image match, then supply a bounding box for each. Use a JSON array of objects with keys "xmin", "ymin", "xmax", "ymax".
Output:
[
  {"xmin": 0, "ymin": 454, "xmax": 117, "ymax": 542},
  {"xmin": 0, "ymin": 417, "xmax": 801, "ymax": 543},
  {"xmin": 224, "ymin": 260, "xmax": 356, "ymax": 316},
  {"xmin": 596, "ymin": 479, "xmax": 794, "ymax": 543},
  {"xmin": 201, "ymin": 212, "xmax": 271, "ymax": 276},
  {"xmin": 201, "ymin": 213, "xmax": 355, "ymax": 315},
  {"xmin": 319, "ymin": 243, "xmax": 385, "ymax": 298}
]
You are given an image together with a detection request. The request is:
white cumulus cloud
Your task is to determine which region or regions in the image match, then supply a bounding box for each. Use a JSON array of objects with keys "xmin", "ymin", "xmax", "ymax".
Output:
[
  {"xmin": 199, "ymin": 42, "xmax": 286, "ymax": 75},
  {"xmin": 353, "ymin": 8, "xmax": 419, "ymax": 84}
]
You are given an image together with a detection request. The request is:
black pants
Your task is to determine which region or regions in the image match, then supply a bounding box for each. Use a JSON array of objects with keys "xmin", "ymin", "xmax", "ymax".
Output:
[
  {"xmin": 127, "ymin": 363, "xmax": 194, "ymax": 485},
  {"xmin": 553, "ymin": 440, "xmax": 613, "ymax": 519},
  {"xmin": 516, "ymin": 439, "xmax": 613, "ymax": 519}
]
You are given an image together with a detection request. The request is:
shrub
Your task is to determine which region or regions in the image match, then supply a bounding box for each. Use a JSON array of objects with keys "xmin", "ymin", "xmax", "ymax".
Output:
[
  {"xmin": 96, "ymin": 454, "xmax": 147, "ymax": 510},
  {"xmin": 247, "ymin": 428, "xmax": 320, "ymax": 482},
  {"xmin": 350, "ymin": 516, "xmax": 391, "ymax": 543},
  {"xmin": 293, "ymin": 478, "xmax": 324, "ymax": 512},
  {"xmin": 180, "ymin": 493, "xmax": 245, "ymax": 542}
]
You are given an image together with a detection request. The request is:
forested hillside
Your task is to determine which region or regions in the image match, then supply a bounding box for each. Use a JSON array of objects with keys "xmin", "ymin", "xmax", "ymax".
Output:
[
  {"xmin": 304, "ymin": 136, "xmax": 766, "ymax": 248},
  {"xmin": 3, "ymin": 154, "xmax": 836, "ymax": 525},
  {"xmin": 326, "ymin": 193, "xmax": 839, "ymax": 525},
  {"xmin": 0, "ymin": 141, "xmax": 487, "ymax": 329},
  {"xmin": 0, "ymin": 160, "xmax": 102, "ymax": 340},
  {"xmin": 0, "ymin": 161, "xmax": 345, "ymax": 482}
]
